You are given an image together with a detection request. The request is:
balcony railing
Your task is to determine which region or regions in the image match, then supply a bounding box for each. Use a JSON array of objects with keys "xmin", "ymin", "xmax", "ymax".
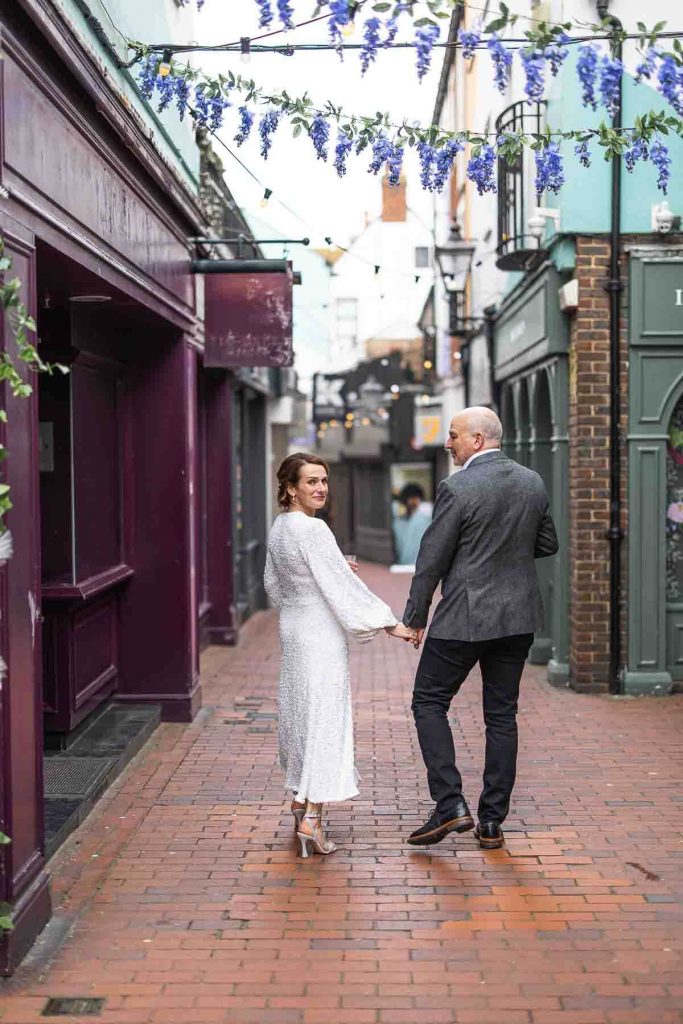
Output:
[{"xmin": 496, "ymin": 100, "xmax": 547, "ymax": 271}]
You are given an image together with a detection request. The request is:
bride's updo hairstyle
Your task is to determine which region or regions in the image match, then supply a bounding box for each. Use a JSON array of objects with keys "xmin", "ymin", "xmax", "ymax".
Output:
[{"xmin": 277, "ymin": 452, "xmax": 329, "ymax": 510}]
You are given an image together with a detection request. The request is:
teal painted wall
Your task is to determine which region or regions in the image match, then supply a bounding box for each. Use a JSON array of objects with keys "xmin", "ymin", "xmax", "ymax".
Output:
[
  {"xmin": 59, "ymin": 0, "xmax": 199, "ymax": 189},
  {"xmin": 546, "ymin": 51, "xmax": 683, "ymax": 235}
]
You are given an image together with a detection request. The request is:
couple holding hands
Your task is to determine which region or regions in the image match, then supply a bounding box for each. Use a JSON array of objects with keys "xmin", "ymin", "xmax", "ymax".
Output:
[{"xmin": 264, "ymin": 406, "xmax": 559, "ymax": 858}]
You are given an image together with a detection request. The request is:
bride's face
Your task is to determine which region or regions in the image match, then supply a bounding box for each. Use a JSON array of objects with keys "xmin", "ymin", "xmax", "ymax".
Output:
[{"xmin": 289, "ymin": 463, "xmax": 329, "ymax": 515}]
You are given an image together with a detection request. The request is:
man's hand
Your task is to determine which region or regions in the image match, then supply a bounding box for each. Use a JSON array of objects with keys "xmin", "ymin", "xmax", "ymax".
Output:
[{"xmin": 386, "ymin": 624, "xmax": 423, "ymax": 649}]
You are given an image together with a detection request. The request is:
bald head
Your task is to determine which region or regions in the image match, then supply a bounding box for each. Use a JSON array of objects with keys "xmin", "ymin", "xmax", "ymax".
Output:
[{"xmin": 446, "ymin": 406, "xmax": 503, "ymax": 467}]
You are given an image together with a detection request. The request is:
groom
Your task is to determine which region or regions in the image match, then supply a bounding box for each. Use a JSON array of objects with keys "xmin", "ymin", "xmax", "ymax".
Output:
[{"xmin": 403, "ymin": 406, "xmax": 558, "ymax": 849}]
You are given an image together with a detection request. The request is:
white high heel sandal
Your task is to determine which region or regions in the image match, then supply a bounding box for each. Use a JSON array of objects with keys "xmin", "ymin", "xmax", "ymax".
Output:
[{"xmin": 296, "ymin": 813, "xmax": 337, "ymax": 858}]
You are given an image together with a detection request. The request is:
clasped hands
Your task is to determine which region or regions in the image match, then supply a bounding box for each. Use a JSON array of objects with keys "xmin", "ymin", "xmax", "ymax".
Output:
[{"xmin": 385, "ymin": 623, "xmax": 424, "ymax": 649}]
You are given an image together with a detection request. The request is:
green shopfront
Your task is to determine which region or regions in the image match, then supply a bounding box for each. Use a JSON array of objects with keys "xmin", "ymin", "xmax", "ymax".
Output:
[
  {"xmin": 494, "ymin": 262, "xmax": 570, "ymax": 684},
  {"xmin": 626, "ymin": 248, "xmax": 683, "ymax": 695}
]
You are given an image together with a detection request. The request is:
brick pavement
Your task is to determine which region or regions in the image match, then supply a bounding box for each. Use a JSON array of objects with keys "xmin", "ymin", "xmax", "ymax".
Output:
[{"xmin": 1, "ymin": 565, "xmax": 682, "ymax": 1024}]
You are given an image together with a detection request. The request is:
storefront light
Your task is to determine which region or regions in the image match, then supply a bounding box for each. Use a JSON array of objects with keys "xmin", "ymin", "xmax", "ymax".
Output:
[{"xmin": 69, "ymin": 294, "xmax": 112, "ymax": 303}]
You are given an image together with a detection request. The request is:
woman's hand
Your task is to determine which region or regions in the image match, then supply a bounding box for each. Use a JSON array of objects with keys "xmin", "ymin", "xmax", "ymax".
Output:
[
  {"xmin": 346, "ymin": 560, "xmax": 359, "ymax": 574},
  {"xmin": 386, "ymin": 623, "xmax": 421, "ymax": 647}
]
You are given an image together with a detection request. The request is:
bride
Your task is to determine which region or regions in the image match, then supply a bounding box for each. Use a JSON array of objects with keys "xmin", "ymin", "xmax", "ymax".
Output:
[{"xmin": 264, "ymin": 452, "xmax": 417, "ymax": 857}]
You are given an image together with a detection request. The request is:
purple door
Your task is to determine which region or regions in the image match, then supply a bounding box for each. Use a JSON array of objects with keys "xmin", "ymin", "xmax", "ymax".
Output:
[{"xmin": 0, "ymin": 212, "xmax": 51, "ymax": 974}]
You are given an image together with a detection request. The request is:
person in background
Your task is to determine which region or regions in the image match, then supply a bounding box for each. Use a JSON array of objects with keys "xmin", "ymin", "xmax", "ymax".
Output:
[{"xmin": 393, "ymin": 483, "xmax": 433, "ymax": 565}]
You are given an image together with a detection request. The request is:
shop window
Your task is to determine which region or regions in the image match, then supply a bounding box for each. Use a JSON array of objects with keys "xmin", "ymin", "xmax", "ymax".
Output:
[{"xmin": 666, "ymin": 392, "xmax": 683, "ymax": 601}]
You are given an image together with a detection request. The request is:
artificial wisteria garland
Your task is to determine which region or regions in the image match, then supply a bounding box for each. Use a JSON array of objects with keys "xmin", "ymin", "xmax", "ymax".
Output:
[{"xmin": 136, "ymin": 50, "xmax": 681, "ymax": 197}]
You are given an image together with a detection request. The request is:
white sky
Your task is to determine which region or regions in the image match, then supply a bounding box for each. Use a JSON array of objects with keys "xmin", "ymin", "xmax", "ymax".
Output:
[{"xmin": 196, "ymin": 1, "xmax": 444, "ymax": 247}]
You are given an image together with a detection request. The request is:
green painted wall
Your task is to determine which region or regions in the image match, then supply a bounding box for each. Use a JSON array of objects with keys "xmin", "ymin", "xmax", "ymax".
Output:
[
  {"xmin": 59, "ymin": 0, "xmax": 199, "ymax": 189},
  {"xmin": 545, "ymin": 51, "xmax": 683, "ymax": 235}
]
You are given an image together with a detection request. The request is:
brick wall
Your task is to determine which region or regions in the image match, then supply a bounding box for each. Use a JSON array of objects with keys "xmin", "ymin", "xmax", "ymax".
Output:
[{"xmin": 568, "ymin": 236, "xmax": 629, "ymax": 692}]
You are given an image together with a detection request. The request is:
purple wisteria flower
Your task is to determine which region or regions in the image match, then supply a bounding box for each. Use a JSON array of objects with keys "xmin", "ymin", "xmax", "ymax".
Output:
[
  {"xmin": 329, "ymin": 0, "xmax": 351, "ymax": 51},
  {"xmin": 544, "ymin": 32, "xmax": 570, "ymax": 77},
  {"xmin": 599, "ymin": 56, "xmax": 623, "ymax": 117},
  {"xmin": 234, "ymin": 106, "xmax": 255, "ymax": 146},
  {"xmin": 657, "ymin": 53, "xmax": 683, "ymax": 116},
  {"xmin": 414, "ymin": 23, "xmax": 440, "ymax": 82},
  {"xmin": 368, "ymin": 134, "xmax": 394, "ymax": 175},
  {"xmin": 384, "ymin": 17, "xmax": 399, "ymax": 47},
  {"xmin": 193, "ymin": 84, "xmax": 229, "ymax": 130},
  {"xmin": 155, "ymin": 71, "xmax": 176, "ymax": 113},
  {"xmin": 488, "ymin": 34, "xmax": 512, "ymax": 93},
  {"xmin": 333, "ymin": 132, "xmax": 353, "ymax": 176},
  {"xmin": 458, "ymin": 25, "xmax": 481, "ymax": 60},
  {"xmin": 277, "ymin": 0, "xmax": 294, "ymax": 30},
  {"xmin": 635, "ymin": 46, "xmax": 659, "ymax": 82},
  {"xmin": 624, "ymin": 137, "xmax": 649, "ymax": 173},
  {"xmin": 174, "ymin": 75, "xmax": 191, "ymax": 120},
  {"xmin": 651, "ymin": 137, "xmax": 672, "ymax": 193},
  {"xmin": 574, "ymin": 140, "xmax": 591, "ymax": 168},
  {"xmin": 417, "ymin": 141, "xmax": 437, "ymax": 190},
  {"xmin": 432, "ymin": 139, "xmax": 463, "ymax": 193},
  {"xmin": 534, "ymin": 143, "xmax": 565, "ymax": 195},
  {"xmin": 310, "ymin": 113, "xmax": 330, "ymax": 161},
  {"xmin": 386, "ymin": 143, "xmax": 404, "ymax": 186},
  {"xmin": 360, "ymin": 17, "xmax": 382, "ymax": 75},
  {"xmin": 466, "ymin": 145, "xmax": 497, "ymax": 195},
  {"xmin": 137, "ymin": 54, "xmax": 159, "ymax": 100},
  {"xmin": 255, "ymin": 0, "xmax": 273, "ymax": 28},
  {"xmin": 521, "ymin": 48, "xmax": 546, "ymax": 104},
  {"xmin": 577, "ymin": 44, "xmax": 599, "ymax": 110},
  {"xmin": 259, "ymin": 109, "xmax": 281, "ymax": 159}
]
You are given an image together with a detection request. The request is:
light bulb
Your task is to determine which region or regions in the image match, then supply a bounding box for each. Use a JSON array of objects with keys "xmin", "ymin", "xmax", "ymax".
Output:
[
  {"xmin": 341, "ymin": 20, "xmax": 355, "ymax": 37},
  {"xmin": 159, "ymin": 49, "xmax": 172, "ymax": 76},
  {"xmin": 240, "ymin": 37, "xmax": 251, "ymax": 64}
]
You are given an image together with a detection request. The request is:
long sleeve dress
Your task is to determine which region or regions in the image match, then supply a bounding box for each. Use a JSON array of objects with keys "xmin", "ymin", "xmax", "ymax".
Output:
[{"xmin": 264, "ymin": 510, "xmax": 398, "ymax": 804}]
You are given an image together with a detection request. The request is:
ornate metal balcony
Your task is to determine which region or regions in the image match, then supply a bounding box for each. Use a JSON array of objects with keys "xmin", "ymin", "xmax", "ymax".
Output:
[{"xmin": 496, "ymin": 100, "xmax": 548, "ymax": 272}]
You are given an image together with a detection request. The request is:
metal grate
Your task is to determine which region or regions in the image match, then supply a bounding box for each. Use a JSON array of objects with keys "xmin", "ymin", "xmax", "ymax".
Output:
[
  {"xmin": 42, "ymin": 997, "xmax": 105, "ymax": 1016},
  {"xmin": 43, "ymin": 757, "xmax": 116, "ymax": 798}
]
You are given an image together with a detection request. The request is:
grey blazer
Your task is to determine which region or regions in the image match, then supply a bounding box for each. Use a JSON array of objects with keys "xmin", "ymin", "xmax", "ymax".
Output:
[{"xmin": 403, "ymin": 451, "xmax": 559, "ymax": 642}]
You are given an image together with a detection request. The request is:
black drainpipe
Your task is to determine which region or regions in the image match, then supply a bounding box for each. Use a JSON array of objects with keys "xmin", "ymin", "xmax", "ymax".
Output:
[{"xmin": 599, "ymin": 0, "xmax": 624, "ymax": 695}]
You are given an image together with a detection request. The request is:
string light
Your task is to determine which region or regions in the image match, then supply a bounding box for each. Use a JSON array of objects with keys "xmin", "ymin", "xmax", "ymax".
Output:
[
  {"xmin": 158, "ymin": 48, "xmax": 172, "ymax": 76},
  {"xmin": 260, "ymin": 187, "xmax": 273, "ymax": 207},
  {"xmin": 240, "ymin": 36, "xmax": 251, "ymax": 64}
]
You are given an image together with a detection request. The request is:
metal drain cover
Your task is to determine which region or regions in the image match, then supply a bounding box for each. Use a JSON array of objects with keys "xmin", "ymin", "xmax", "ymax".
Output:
[
  {"xmin": 43, "ymin": 997, "xmax": 105, "ymax": 1016},
  {"xmin": 43, "ymin": 757, "xmax": 116, "ymax": 798}
]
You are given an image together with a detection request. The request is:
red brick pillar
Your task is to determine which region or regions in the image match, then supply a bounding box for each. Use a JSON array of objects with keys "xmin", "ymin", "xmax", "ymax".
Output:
[{"xmin": 568, "ymin": 237, "xmax": 612, "ymax": 691}]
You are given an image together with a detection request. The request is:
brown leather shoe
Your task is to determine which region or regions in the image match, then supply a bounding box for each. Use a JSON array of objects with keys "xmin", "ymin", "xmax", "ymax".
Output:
[
  {"xmin": 407, "ymin": 800, "xmax": 474, "ymax": 846},
  {"xmin": 475, "ymin": 821, "xmax": 504, "ymax": 849}
]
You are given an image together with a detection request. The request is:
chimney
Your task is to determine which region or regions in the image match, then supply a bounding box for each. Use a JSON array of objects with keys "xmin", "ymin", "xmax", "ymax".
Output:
[{"xmin": 381, "ymin": 174, "xmax": 407, "ymax": 222}]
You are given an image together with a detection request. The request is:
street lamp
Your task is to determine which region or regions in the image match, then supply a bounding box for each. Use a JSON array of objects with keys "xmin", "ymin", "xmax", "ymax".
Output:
[{"xmin": 435, "ymin": 222, "xmax": 476, "ymax": 292}]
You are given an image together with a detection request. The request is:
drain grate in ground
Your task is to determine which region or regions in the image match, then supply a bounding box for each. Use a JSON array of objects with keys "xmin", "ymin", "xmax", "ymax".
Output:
[
  {"xmin": 43, "ymin": 757, "xmax": 116, "ymax": 798},
  {"xmin": 42, "ymin": 997, "xmax": 105, "ymax": 1016}
]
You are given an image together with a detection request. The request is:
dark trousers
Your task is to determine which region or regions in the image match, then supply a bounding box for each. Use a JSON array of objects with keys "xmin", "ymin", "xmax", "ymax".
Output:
[{"xmin": 411, "ymin": 633, "xmax": 533, "ymax": 824}]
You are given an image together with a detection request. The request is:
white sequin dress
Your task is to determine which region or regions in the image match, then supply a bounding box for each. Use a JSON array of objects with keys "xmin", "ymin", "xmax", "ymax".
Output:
[{"xmin": 264, "ymin": 511, "xmax": 398, "ymax": 804}]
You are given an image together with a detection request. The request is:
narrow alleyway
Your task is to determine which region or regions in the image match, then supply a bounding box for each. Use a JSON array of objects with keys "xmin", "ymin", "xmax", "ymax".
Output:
[{"xmin": 2, "ymin": 566, "xmax": 682, "ymax": 1024}]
